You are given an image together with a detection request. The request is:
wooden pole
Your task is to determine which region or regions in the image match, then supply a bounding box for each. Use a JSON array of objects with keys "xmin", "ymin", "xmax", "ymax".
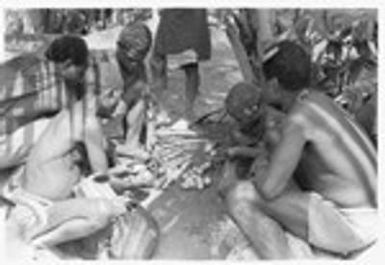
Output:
[
  {"xmin": 224, "ymin": 13, "xmax": 255, "ymax": 84},
  {"xmin": 224, "ymin": 9, "xmax": 275, "ymax": 86},
  {"xmin": 251, "ymin": 9, "xmax": 274, "ymax": 86}
]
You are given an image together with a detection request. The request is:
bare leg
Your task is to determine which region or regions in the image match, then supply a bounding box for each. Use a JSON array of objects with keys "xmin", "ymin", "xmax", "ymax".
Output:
[
  {"xmin": 124, "ymin": 99, "xmax": 145, "ymax": 146},
  {"xmin": 219, "ymin": 160, "xmax": 308, "ymax": 259},
  {"xmin": 124, "ymin": 100, "xmax": 147, "ymax": 153},
  {"xmin": 218, "ymin": 160, "xmax": 239, "ymax": 198},
  {"xmin": 224, "ymin": 180, "xmax": 294, "ymax": 259},
  {"xmin": 150, "ymin": 53, "xmax": 170, "ymax": 123},
  {"xmin": 182, "ymin": 63, "xmax": 200, "ymax": 121},
  {"xmin": 219, "ymin": 158, "xmax": 300, "ymax": 257},
  {"xmin": 115, "ymin": 100, "xmax": 149, "ymax": 160},
  {"xmin": 150, "ymin": 53, "xmax": 167, "ymax": 93},
  {"xmin": 222, "ymin": 172, "xmax": 372, "ymax": 258}
]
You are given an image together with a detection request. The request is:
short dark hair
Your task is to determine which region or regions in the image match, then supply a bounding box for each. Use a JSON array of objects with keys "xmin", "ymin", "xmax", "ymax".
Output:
[
  {"xmin": 117, "ymin": 22, "xmax": 152, "ymax": 60},
  {"xmin": 263, "ymin": 41, "xmax": 311, "ymax": 91},
  {"xmin": 45, "ymin": 35, "xmax": 89, "ymax": 66},
  {"xmin": 225, "ymin": 82, "xmax": 262, "ymax": 123}
]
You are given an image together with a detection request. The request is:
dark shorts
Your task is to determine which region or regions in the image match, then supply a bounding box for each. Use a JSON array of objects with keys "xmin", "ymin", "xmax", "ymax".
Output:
[{"xmin": 154, "ymin": 9, "xmax": 211, "ymax": 60}]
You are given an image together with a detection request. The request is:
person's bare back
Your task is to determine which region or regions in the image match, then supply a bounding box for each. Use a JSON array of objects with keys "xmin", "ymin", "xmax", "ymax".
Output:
[
  {"xmin": 220, "ymin": 41, "xmax": 378, "ymax": 259},
  {"xmin": 289, "ymin": 90, "xmax": 377, "ymax": 208}
]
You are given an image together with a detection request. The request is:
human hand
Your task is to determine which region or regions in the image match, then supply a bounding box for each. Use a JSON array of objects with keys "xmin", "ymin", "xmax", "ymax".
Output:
[
  {"xmin": 91, "ymin": 165, "xmax": 130, "ymax": 183},
  {"xmin": 226, "ymin": 146, "xmax": 243, "ymax": 157},
  {"xmin": 227, "ymin": 146, "xmax": 263, "ymax": 158},
  {"xmin": 108, "ymin": 164, "xmax": 131, "ymax": 176},
  {"xmin": 110, "ymin": 196, "xmax": 130, "ymax": 216},
  {"xmin": 248, "ymin": 155, "xmax": 269, "ymax": 180}
]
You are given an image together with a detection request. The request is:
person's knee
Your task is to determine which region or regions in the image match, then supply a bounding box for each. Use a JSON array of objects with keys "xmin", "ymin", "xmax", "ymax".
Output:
[
  {"xmin": 225, "ymin": 181, "xmax": 263, "ymax": 218},
  {"xmin": 229, "ymin": 181, "xmax": 260, "ymax": 202}
]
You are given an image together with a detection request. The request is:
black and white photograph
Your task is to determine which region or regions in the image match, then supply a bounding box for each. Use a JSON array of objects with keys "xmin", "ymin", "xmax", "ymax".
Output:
[{"xmin": 0, "ymin": 5, "xmax": 379, "ymax": 261}]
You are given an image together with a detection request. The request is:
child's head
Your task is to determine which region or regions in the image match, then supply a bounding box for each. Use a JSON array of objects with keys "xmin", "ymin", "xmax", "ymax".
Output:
[
  {"xmin": 225, "ymin": 82, "xmax": 264, "ymax": 127},
  {"xmin": 116, "ymin": 22, "xmax": 152, "ymax": 73}
]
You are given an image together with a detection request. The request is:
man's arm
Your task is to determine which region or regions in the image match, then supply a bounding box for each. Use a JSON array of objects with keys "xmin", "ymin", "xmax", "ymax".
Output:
[
  {"xmin": 253, "ymin": 120, "xmax": 306, "ymax": 200},
  {"xmin": 227, "ymin": 146, "xmax": 264, "ymax": 158},
  {"xmin": 84, "ymin": 118, "xmax": 109, "ymax": 173}
]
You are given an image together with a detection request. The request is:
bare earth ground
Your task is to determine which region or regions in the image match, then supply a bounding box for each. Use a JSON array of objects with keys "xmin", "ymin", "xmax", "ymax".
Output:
[{"xmin": 104, "ymin": 26, "xmax": 250, "ymax": 259}]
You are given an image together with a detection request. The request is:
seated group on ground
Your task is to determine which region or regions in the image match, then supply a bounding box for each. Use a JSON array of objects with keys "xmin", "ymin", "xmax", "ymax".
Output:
[{"xmin": 0, "ymin": 25, "xmax": 377, "ymax": 260}]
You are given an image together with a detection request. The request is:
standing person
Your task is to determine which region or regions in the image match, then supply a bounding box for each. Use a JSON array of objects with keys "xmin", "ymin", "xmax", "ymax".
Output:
[
  {"xmin": 219, "ymin": 41, "xmax": 377, "ymax": 259},
  {"xmin": 150, "ymin": 8, "xmax": 211, "ymax": 124},
  {"xmin": 114, "ymin": 22, "xmax": 153, "ymax": 159}
]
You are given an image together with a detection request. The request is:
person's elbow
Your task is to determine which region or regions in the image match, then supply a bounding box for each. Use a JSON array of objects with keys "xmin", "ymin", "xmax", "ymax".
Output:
[{"xmin": 257, "ymin": 180, "xmax": 286, "ymax": 201}]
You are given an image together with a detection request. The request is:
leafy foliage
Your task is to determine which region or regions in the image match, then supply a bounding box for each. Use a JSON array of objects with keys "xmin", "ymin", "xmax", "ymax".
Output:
[{"xmin": 227, "ymin": 9, "xmax": 377, "ymax": 113}]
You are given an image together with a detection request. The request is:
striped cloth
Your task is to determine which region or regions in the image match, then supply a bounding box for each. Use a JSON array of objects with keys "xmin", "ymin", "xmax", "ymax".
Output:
[
  {"xmin": 0, "ymin": 54, "xmax": 66, "ymax": 134},
  {"xmin": 0, "ymin": 54, "xmax": 101, "ymax": 134}
]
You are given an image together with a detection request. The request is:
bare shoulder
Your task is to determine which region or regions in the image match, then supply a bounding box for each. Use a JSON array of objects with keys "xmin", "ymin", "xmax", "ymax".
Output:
[
  {"xmin": 288, "ymin": 90, "xmax": 338, "ymax": 126},
  {"xmin": 286, "ymin": 99, "xmax": 310, "ymax": 133},
  {"xmin": 285, "ymin": 90, "xmax": 332, "ymax": 139}
]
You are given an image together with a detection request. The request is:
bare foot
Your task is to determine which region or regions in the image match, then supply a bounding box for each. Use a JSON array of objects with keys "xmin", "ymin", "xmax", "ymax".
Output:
[
  {"xmin": 169, "ymin": 118, "xmax": 190, "ymax": 131},
  {"xmin": 155, "ymin": 109, "xmax": 172, "ymax": 126}
]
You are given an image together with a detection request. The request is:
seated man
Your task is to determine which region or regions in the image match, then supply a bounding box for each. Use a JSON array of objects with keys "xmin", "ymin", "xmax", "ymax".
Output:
[
  {"xmin": 5, "ymin": 36, "xmax": 158, "ymax": 259},
  {"xmin": 114, "ymin": 22, "xmax": 153, "ymax": 159},
  {"xmin": 219, "ymin": 41, "xmax": 377, "ymax": 259}
]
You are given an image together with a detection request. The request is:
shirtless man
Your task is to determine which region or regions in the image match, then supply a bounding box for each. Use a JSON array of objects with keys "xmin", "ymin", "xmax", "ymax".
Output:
[
  {"xmin": 219, "ymin": 41, "xmax": 377, "ymax": 259},
  {"xmin": 6, "ymin": 36, "xmax": 158, "ymax": 257}
]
